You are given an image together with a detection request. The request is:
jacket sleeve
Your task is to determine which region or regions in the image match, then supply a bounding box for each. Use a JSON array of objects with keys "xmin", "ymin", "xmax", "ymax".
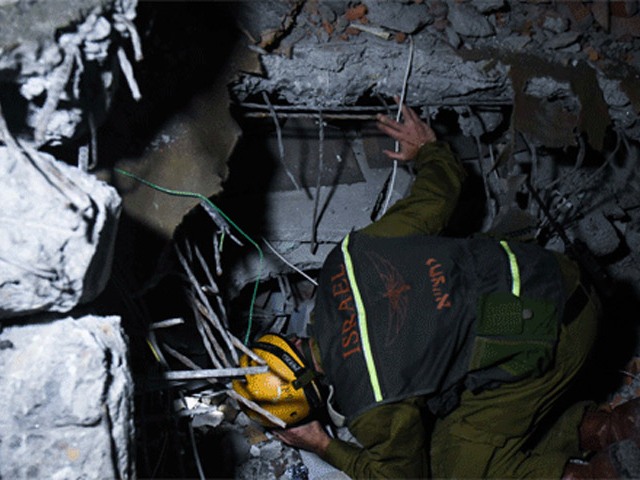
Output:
[
  {"xmin": 359, "ymin": 141, "xmax": 466, "ymax": 238},
  {"xmin": 323, "ymin": 398, "xmax": 429, "ymax": 479}
]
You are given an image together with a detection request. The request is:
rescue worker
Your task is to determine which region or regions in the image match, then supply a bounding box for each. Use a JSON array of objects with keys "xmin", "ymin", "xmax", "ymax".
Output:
[{"xmin": 234, "ymin": 102, "xmax": 640, "ymax": 479}]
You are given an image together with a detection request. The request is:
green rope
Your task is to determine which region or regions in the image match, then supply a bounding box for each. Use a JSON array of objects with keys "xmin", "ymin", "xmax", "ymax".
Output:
[{"xmin": 114, "ymin": 168, "xmax": 263, "ymax": 345}]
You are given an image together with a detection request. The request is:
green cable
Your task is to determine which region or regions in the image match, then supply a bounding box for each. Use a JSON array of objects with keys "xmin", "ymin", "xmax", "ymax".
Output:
[{"xmin": 114, "ymin": 167, "xmax": 263, "ymax": 345}]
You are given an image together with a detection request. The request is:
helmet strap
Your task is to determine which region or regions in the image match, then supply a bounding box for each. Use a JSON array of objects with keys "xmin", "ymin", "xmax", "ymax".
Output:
[
  {"xmin": 253, "ymin": 338, "xmax": 324, "ymax": 410},
  {"xmin": 253, "ymin": 340, "xmax": 316, "ymax": 386}
]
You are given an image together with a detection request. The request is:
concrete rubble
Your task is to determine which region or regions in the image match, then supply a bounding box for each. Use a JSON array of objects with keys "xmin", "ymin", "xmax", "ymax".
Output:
[
  {"xmin": 0, "ymin": 145, "xmax": 121, "ymax": 318},
  {"xmin": 0, "ymin": 315, "xmax": 135, "ymax": 479},
  {"xmin": 0, "ymin": 0, "xmax": 139, "ymax": 148}
]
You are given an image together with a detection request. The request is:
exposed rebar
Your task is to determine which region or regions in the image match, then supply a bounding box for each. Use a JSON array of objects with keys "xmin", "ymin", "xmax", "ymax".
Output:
[
  {"xmin": 163, "ymin": 367, "xmax": 268, "ymax": 380},
  {"xmin": 311, "ymin": 110, "xmax": 324, "ymax": 254},
  {"xmin": 262, "ymin": 91, "xmax": 301, "ymax": 190}
]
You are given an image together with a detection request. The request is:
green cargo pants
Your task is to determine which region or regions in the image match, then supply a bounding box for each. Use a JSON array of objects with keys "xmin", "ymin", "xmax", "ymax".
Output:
[{"xmin": 431, "ymin": 261, "xmax": 600, "ymax": 479}]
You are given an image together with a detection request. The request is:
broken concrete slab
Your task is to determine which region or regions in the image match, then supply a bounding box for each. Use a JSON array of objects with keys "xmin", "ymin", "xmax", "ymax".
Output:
[
  {"xmin": 0, "ymin": 146, "xmax": 121, "ymax": 319},
  {"xmin": 447, "ymin": 0, "xmax": 495, "ymax": 38},
  {"xmin": 231, "ymin": 0, "xmax": 640, "ymax": 147},
  {"xmin": 577, "ymin": 211, "xmax": 621, "ymax": 256},
  {"xmin": 365, "ymin": 0, "xmax": 432, "ymax": 34},
  {"xmin": 0, "ymin": 314, "xmax": 135, "ymax": 479}
]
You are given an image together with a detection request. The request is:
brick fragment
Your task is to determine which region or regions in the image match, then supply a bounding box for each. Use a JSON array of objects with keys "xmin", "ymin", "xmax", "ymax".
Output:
[
  {"xmin": 394, "ymin": 32, "xmax": 407, "ymax": 43},
  {"xmin": 611, "ymin": 15, "xmax": 640, "ymax": 38},
  {"xmin": 344, "ymin": 3, "xmax": 367, "ymax": 21},
  {"xmin": 611, "ymin": 1, "xmax": 638, "ymax": 18},
  {"xmin": 583, "ymin": 45, "xmax": 600, "ymax": 62}
]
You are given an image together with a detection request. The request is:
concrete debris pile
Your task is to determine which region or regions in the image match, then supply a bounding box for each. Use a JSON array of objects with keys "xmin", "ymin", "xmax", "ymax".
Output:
[
  {"xmin": 231, "ymin": 0, "xmax": 640, "ymax": 146},
  {"xmin": 172, "ymin": 396, "xmax": 345, "ymax": 479},
  {"xmin": 0, "ymin": 0, "xmax": 139, "ymax": 477}
]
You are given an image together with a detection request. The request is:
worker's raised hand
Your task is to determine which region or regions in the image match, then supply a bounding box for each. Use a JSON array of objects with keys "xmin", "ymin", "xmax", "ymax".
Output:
[
  {"xmin": 376, "ymin": 100, "xmax": 436, "ymax": 161},
  {"xmin": 272, "ymin": 420, "xmax": 331, "ymax": 456}
]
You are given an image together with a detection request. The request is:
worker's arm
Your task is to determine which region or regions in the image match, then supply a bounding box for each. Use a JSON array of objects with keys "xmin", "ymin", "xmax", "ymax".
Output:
[
  {"xmin": 324, "ymin": 398, "xmax": 429, "ymax": 479},
  {"xmin": 274, "ymin": 398, "xmax": 428, "ymax": 479},
  {"xmin": 360, "ymin": 104, "xmax": 466, "ymax": 237}
]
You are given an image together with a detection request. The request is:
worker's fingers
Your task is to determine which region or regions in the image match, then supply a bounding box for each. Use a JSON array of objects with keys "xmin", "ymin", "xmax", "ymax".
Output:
[
  {"xmin": 376, "ymin": 113, "xmax": 414, "ymax": 136},
  {"xmin": 405, "ymin": 108, "xmax": 435, "ymax": 143},
  {"xmin": 404, "ymin": 104, "xmax": 422, "ymax": 125},
  {"xmin": 382, "ymin": 148, "xmax": 415, "ymax": 161},
  {"xmin": 376, "ymin": 118, "xmax": 415, "ymax": 143},
  {"xmin": 376, "ymin": 113, "xmax": 403, "ymax": 131},
  {"xmin": 377, "ymin": 101, "xmax": 436, "ymax": 156},
  {"xmin": 272, "ymin": 429, "xmax": 296, "ymax": 444}
]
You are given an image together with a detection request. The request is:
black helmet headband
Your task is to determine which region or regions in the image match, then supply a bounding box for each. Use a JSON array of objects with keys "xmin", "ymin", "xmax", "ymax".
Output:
[{"xmin": 252, "ymin": 335, "xmax": 323, "ymax": 410}]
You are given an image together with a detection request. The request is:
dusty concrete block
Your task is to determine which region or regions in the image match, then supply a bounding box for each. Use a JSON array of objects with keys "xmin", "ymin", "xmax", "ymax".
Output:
[
  {"xmin": 447, "ymin": 0, "xmax": 495, "ymax": 37},
  {"xmin": 366, "ymin": 0, "xmax": 432, "ymax": 33},
  {"xmin": 0, "ymin": 147, "xmax": 121, "ymax": 319},
  {"xmin": 0, "ymin": 315, "xmax": 135, "ymax": 479},
  {"xmin": 577, "ymin": 211, "xmax": 620, "ymax": 256}
]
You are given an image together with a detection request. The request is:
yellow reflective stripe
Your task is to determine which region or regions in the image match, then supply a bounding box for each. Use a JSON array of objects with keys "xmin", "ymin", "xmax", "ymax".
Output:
[
  {"xmin": 499, "ymin": 240, "xmax": 521, "ymax": 297},
  {"xmin": 341, "ymin": 235, "xmax": 383, "ymax": 402}
]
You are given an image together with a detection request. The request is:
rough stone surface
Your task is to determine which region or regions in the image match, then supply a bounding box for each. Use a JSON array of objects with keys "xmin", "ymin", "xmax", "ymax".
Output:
[
  {"xmin": 577, "ymin": 211, "xmax": 620, "ymax": 256},
  {"xmin": 447, "ymin": 0, "xmax": 495, "ymax": 38},
  {"xmin": 0, "ymin": 315, "xmax": 135, "ymax": 479},
  {"xmin": 0, "ymin": 146, "xmax": 121, "ymax": 319},
  {"xmin": 365, "ymin": 0, "xmax": 431, "ymax": 34}
]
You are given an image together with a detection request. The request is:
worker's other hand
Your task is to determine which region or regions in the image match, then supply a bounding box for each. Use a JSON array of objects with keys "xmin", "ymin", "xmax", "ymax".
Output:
[
  {"xmin": 376, "ymin": 98, "xmax": 436, "ymax": 161},
  {"xmin": 272, "ymin": 420, "xmax": 331, "ymax": 457}
]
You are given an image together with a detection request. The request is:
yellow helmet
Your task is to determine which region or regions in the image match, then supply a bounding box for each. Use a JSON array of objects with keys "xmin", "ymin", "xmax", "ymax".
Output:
[{"xmin": 232, "ymin": 333, "xmax": 323, "ymax": 427}]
